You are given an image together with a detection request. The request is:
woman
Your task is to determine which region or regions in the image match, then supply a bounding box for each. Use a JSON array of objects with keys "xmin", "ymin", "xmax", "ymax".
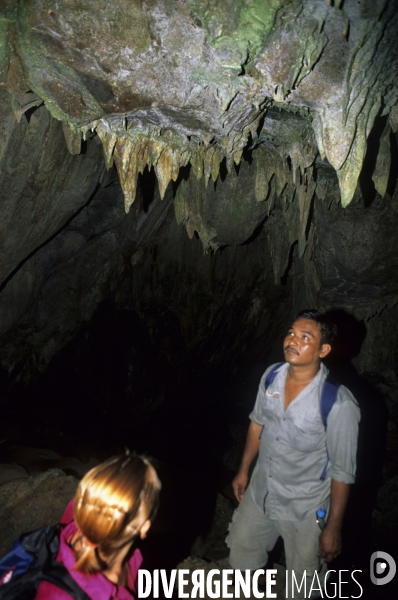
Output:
[{"xmin": 35, "ymin": 452, "xmax": 161, "ymax": 599}]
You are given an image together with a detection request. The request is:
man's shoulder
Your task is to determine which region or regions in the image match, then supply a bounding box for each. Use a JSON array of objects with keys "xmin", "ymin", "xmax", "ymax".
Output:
[
  {"xmin": 262, "ymin": 362, "xmax": 286, "ymax": 381},
  {"xmin": 336, "ymin": 383, "xmax": 359, "ymax": 407},
  {"xmin": 326, "ymin": 383, "xmax": 360, "ymax": 428},
  {"xmin": 319, "ymin": 365, "xmax": 359, "ymax": 408},
  {"xmin": 256, "ymin": 362, "xmax": 287, "ymax": 392}
]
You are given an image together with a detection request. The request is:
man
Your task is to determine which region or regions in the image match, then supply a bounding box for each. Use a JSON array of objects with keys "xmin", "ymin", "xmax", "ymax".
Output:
[{"xmin": 226, "ymin": 309, "xmax": 360, "ymax": 599}]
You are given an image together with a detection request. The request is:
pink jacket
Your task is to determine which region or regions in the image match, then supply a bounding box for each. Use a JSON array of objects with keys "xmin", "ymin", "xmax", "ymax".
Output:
[{"xmin": 35, "ymin": 501, "xmax": 143, "ymax": 599}]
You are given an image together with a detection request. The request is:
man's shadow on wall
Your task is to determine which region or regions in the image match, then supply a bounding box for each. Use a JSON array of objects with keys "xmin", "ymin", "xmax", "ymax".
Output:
[{"xmin": 324, "ymin": 309, "xmax": 389, "ymax": 575}]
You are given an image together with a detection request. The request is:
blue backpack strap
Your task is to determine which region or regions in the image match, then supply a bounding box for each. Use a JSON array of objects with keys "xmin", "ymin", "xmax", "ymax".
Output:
[
  {"xmin": 0, "ymin": 541, "xmax": 34, "ymax": 582},
  {"xmin": 259, "ymin": 363, "xmax": 284, "ymax": 439},
  {"xmin": 0, "ymin": 525, "xmax": 90, "ymax": 600},
  {"xmin": 265, "ymin": 363, "xmax": 284, "ymax": 390},
  {"xmin": 319, "ymin": 376, "xmax": 340, "ymax": 480}
]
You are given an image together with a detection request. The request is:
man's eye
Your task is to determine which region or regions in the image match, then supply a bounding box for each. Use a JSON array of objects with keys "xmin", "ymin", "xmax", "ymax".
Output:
[{"xmin": 303, "ymin": 336, "xmax": 308, "ymax": 341}]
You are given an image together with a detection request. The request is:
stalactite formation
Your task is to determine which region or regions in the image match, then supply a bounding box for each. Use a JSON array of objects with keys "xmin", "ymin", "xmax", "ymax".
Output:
[
  {"xmin": 1, "ymin": 0, "xmax": 396, "ymax": 216},
  {"xmin": 0, "ymin": 0, "xmax": 398, "ymax": 386}
]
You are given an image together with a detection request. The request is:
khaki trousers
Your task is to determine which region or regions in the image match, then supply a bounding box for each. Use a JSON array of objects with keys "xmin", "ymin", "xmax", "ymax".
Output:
[{"xmin": 226, "ymin": 485, "xmax": 325, "ymax": 599}]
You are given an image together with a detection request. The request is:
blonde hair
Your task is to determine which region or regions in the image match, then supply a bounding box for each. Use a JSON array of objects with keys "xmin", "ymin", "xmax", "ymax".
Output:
[{"xmin": 72, "ymin": 453, "xmax": 161, "ymax": 574}]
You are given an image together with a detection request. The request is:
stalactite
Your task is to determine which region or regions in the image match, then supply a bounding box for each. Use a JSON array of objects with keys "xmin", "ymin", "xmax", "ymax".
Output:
[
  {"xmin": 233, "ymin": 149, "xmax": 243, "ymax": 165},
  {"xmin": 149, "ymin": 140, "xmax": 163, "ymax": 170},
  {"xmin": 186, "ymin": 218, "xmax": 195, "ymax": 239},
  {"xmin": 138, "ymin": 140, "xmax": 150, "ymax": 174},
  {"xmin": 204, "ymin": 147, "xmax": 216, "ymax": 186},
  {"xmin": 372, "ymin": 124, "xmax": 391, "ymax": 199},
  {"xmin": 154, "ymin": 147, "xmax": 173, "ymax": 199},
  {"xmin": 61, "ymin": 123, "xmax": 82, "ymax": 155},
  {"xmin": 113, "ymin": 139, "xmax": 136, "ymax": 212},
  {"xmin": 275, "ymin": 162, "xmax": 287, "ymax": 197},
  {"xmin": 211, "ymin": 147, "xmax": 222, "ymax": 182},
  {"xmin": 254, "ymin": 165, "xmax": 269, "ymax": 202},
  {"xmin": 171, "ymin": 147, "xmax": 181, "ymax": 182},
  {"xmin": 123, "ymin": 146, "xmax": 139, "ymax": 213},
  {"xmin": 191, "ymin": 147, "xmax": 203, "ymax": 180},
  {"xmin": 225, "ymin": 154, "xmax": 234, "ymax": 175},
  {"xmin": 298, "ymin": 169, "xmax": 316, "ymax": 258},
  {"xmin": 336, "ymin": 113, "xmax": 367, "ymax": 208},
  {"xmin": 96, "ymin": 128, "xmax": 118, "ymax": 169}
]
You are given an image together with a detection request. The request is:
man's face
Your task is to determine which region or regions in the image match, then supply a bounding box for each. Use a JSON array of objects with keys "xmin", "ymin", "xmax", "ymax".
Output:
[{"xmin": 283, "ymin": 318, "xmax": 331, "ymax": 366}]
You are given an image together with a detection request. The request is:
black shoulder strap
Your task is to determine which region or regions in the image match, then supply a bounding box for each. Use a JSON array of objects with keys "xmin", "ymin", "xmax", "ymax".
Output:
[
  {"xmin": 0, "ymin": 562, "xmax": 91, "ymax": 600},
  {"xmin": 0, "ymin": 525, "xmax": 91, "ymax": 600},
  {"xmin": 42, "ymin": 562, "xmax": 91, "ymax": 600}
]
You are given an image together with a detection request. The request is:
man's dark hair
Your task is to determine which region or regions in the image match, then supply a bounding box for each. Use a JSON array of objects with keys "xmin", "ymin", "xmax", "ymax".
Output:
[{"xmin": 294, "ymin": 309, "xmax": 337, "ymax": 345}]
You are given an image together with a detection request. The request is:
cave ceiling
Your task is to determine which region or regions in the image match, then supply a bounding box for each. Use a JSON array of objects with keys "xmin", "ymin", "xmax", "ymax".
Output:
[
  {"xmin": 1, "ymin": 0, "xmax": 398, "ymax": 387},
  {"xmin": 2, "ymin": 0, "xmax": 398, "ymax": 218}
]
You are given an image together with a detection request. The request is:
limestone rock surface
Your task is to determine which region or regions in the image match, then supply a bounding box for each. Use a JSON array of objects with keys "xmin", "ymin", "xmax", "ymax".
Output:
[
  {"xmin": 0, "ymin": 468, "xmax": 77, "ymax": 558},
  {"xmin": 1, "ymin": 1, "xmax": 397, "ymax": 209}
]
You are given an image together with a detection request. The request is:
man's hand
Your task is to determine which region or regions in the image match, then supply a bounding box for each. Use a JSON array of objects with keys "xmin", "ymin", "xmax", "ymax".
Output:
[
  {"xmin": 231, "ymin": 421, "xmax": 262, "ymax": 503},
  {"xmin": 318, "ymin": 525, "xmax": 342, "ymax": 563},
  {"xmin": 232, "ymin": 470, "xmax": 249, "ymax": 502},
  {"xmin": 318, "ymin": 480, "xmax": 350, "ymax": 562}
]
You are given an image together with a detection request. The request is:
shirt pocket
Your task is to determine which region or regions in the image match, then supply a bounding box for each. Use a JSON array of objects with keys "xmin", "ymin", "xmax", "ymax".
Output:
[
  {"xmin": 280, "ymin": 417, "xmax": 325, "ymax": 453},
  {"xmin": 261, "ymin": 393, "xmax": 280, "ymax": 428}
]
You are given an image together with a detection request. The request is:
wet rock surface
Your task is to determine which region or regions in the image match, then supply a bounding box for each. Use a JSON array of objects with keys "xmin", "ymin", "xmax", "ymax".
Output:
[
  {"xmin": 0, "ymin": 2, "xmax": 397, "ymax": 387},
  {"xmin": 3, "ymin": 1, "xmax": 397, "ymax": 209},
  {"xmin": 0, "ymin": 468, "xmax": 78, "ymax": 558},
  {"xmin": 0, "ymin": 444, "xmax": 102, "ymax": 558}
]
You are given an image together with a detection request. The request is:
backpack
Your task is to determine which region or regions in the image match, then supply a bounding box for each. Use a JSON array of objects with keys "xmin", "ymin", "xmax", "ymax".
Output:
[
  {"xmin": 264, "ymin": 362, "xmax": 340, "ymax": 480},
  {"xmin": 0, "ymin": 524, "xmax": 90, "ymax": 600}
]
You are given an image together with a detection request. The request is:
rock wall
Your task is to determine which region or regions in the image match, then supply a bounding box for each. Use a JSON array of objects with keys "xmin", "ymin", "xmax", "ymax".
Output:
[
  {"xmin": 1, "ymin": 83, "xmax": 398, "ymax": 395},
  {"xmin": 0, "ymin": 1, "xmax": 397, "ymax": 403},
  {"xmin": 2, "ymin": 0, "xmax": 398, "ymax": 212}
]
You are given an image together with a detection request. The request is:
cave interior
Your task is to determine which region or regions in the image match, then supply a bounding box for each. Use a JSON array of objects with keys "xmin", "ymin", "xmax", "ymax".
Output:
[{"xmin": 0, "ymin": 0, "xmax": 398, "ymax": 594}]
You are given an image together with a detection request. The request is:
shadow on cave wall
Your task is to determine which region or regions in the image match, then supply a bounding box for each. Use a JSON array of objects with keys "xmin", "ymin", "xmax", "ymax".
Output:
[
  {"xmin": 324, "ymin": 309, "xmax": 389, "ymax": 576},
  {"xmin": 359, "ymin": 114, "xmax": 398, "ymax": 207}
]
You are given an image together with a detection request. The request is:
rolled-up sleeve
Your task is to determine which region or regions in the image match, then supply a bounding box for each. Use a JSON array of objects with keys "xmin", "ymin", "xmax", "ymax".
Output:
[
  {"xmin": 326, "ymin": 386, "xmax": 360, "ymax": 484},
  {"xmin": 249, "ymin": 388, "xmax": 264, "ymax": 425},
  {"xmin": 249, "ymin": 367, "xmax": 274, "ymax": 425}
]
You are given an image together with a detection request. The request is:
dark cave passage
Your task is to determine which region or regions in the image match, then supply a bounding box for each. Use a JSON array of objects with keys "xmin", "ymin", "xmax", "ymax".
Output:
[
  {"xmin": 1, "ymin": 300, "xmax": 263, "ymax": 456},
  {"xmin": 0, "ymin": 298, "xmax": 267, "ymax": 571}
]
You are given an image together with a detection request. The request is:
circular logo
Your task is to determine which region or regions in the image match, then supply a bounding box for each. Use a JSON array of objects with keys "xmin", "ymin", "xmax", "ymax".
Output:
[{"xmin": 370, "ymin": 551, "xmax": 396, "ymax": 586}]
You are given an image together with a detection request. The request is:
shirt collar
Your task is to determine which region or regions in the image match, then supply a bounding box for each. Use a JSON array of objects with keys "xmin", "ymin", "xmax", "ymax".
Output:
[{"xmin": 268, "ymin": 361, "xmax": 328, "ymax": 397}]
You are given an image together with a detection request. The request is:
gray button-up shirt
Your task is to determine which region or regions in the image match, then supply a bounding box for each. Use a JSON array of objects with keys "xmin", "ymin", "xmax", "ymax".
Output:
[{"xmin": 249, "ymin": 362, "xmax": 360, "ymax": 521}]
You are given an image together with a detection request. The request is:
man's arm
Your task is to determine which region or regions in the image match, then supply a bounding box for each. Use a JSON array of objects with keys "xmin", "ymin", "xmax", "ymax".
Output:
[
  {"xmin": 232, "ymin": 421, "xmax": 263, "ymax": 502},
  {"xmin": 320, "ymin": 385, "xmax": 360, "ymax": 562},
  {"xmin": 319, "ymin": 479, "xmax": 351, "ymax": 562}
]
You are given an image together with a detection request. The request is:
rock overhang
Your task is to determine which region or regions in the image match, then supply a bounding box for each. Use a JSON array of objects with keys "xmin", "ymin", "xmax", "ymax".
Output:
[{"xmin": 1, "ymin": 0, "xmax": 397, "ymax": 228}]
